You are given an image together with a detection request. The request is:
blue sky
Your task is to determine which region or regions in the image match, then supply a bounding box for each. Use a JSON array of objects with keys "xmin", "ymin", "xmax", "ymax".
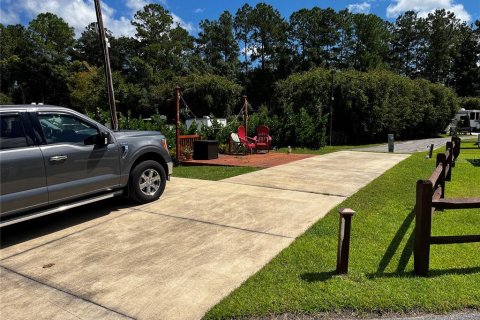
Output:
[{"xmin": 1, "ymin": 0, "xmax": 478, "ymax": 37}]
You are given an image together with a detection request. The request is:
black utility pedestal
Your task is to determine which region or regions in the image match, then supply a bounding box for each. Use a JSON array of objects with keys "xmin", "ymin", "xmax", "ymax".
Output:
[{"xmin": 193, "ymin": 140, "xmax": 219, "ymax": 160}]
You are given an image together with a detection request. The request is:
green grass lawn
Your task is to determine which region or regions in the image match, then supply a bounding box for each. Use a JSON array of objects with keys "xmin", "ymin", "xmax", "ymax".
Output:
[
  {"xmin": 205, "ymin": 140, "xmax": 480, "ymax": 319},
  {"xmin": 172, "ymin": 165, "xmax": 260, "ymax": 181}
]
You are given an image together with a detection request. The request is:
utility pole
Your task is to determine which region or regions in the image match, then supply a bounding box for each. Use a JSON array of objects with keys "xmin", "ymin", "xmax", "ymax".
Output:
[
  {"xmin": 94, "ymin": 0, "xmax": 118, "ymax": 130},
  {"xmin": 330, "ymin": 69, "xmax": 336, "ymax": 146},
  {"xmin": 175, "ymin": 86, "xmax": 181, "ymax": 163}
]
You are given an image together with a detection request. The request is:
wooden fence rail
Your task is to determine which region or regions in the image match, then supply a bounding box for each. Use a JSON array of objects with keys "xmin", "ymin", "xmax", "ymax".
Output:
[{"xmin": 414, "ymin": 137, "xmax": 480, "ymax": 276}]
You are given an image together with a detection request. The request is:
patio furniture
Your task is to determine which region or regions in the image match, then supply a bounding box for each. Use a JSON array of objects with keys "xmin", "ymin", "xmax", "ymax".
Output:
[
  {"xmin": 237, "ymin": 125, "xmax": 256, "ymax": 154},
  {"xmin": 193, "ymin": 140, "xmax": 219, "ymax": 160},
  {"xmin": 229, "ymin": 133, "xmax": 245, "ymax": 154},
  {"xmin": 254, "ymin": 125, "xmax": 272, "ymax": 153}
]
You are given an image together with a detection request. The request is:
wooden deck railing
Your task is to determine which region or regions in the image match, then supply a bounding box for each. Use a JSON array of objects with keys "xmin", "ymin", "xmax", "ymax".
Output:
[
  {"xmin": 414, "ymin": 137, "xmax": 480, "ymax": 276},
  {"xmin": 178, "ymin": 134, "xmax": 201, "ymax": 160}
]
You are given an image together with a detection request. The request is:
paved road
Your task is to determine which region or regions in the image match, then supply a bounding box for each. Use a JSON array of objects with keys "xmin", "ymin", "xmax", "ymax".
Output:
[
  {"xmin": 0, "ymin": 151, "xmax": 407, "ymax": 320},
  {"xmin": 355, "ymin": 135, "xmax": 478, "ymax": 154},
  {"xmin": 356, "ymin": 137, "xmax": 452, "ymax": 154}
]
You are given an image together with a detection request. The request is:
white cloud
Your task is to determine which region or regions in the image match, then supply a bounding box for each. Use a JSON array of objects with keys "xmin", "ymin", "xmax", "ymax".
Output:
[
  {"xmin": 125, "ymin": 0, "xmax": 149, "ymax": 13},
  {"xmin": 0, "ymin": 7, "xmax": 20, "ymax": 25},
  {"xmin": 0, "ymin": 0, "xmax": 135, "ymax": 37},
  {"xmin": 348, "ymin": 2, "xmax": 371, "ymax": 14},
  {"xmin": 0, "ymin": 0, "xmax": 194, "ymax": 37},
  {"xmin": 386, "ymin": 0, "xmax": 471, "ymax": 21},
  {"xmin": 194, "ymin": 8, "xmax": 205, "ymax": 14},
  {"xmin": 172, "ymin": 13, "xmax": 195, "ymax": 33}
]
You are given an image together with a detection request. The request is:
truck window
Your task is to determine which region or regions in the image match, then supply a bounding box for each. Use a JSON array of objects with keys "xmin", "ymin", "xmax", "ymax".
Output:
[
  {"xmin": 0, "ymin": 115, "xmax": 28, "ymax": 150},
  {"xmin": 38, "ymin": 114, "xmax": 98, "ymax": 144}
]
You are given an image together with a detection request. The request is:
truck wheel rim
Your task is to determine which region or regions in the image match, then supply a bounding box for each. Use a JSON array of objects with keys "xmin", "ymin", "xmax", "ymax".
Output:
[{"xmin": 139, "ymin": 169, "xmax": 160, "ymax": 196}]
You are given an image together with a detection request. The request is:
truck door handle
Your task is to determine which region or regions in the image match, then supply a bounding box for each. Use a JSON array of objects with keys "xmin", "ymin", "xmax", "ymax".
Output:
[{"xmin": 49, "ymin": 155, "xmax": 68, "ymax": 162}]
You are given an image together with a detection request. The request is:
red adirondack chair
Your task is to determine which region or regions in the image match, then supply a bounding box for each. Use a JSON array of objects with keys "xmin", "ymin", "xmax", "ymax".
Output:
[
  {"xmin": 254, "ymin": 125, "xmax": 272, "ymax": 153},
  {"xmin": 237, "ymin": 125, "xmax": 256, "ymax": 153}
]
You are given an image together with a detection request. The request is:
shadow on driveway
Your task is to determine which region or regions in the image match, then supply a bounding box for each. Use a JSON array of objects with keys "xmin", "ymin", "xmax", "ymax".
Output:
[{"xmin": 0, "ymin": 198, "xmax": 133, "ymax": 250}]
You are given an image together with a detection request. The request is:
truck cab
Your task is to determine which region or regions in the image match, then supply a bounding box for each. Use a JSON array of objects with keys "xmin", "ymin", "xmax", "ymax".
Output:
[{"xmin": 0, "ymin": 105, "xmax": 173, "ymax": 226}]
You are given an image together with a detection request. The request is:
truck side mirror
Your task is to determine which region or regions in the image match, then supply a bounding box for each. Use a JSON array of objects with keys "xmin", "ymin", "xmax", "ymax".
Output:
[
  {"xmin": 97, "ymin": 131, "xmax": 110, "ymax": 145},
  {"xmin": 85, "ymin": 131, "xmax": 110, "ymax": 146}
]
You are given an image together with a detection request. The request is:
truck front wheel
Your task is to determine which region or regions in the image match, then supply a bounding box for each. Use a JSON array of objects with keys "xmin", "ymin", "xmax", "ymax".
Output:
[{"xmin": 129, "ymin": 160, "xmax": 166, "ymax": 203}]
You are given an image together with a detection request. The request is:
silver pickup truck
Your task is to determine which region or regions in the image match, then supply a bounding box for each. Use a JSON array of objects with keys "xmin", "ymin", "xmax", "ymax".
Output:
[{"xmin": 0, "ymin": 105, "xmax": 173, "ymax": 226}]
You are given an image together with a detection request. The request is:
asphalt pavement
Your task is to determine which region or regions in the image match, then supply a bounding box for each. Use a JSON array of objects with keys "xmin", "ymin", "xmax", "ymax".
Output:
[{"xmin": 355, "ymin": 135, "xmax": 478, "ymax": 154}]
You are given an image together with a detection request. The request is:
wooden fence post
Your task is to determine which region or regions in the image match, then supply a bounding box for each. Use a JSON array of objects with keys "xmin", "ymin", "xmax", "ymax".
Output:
[
  {"xmin": 336, "ymin": 208, "xmax": 355, "ymax": 274},
  {"xmin": 414, "ymin": 180, "xmax": 433, "ymax": 276},
  {"xmin": 445, "ymin": 141, "xmax": 453, "ymax": 181},
  {"xmin": 451, "ymin": 137, "xmax": 461, "ymax": 167},
  {"xmin": 436, "ymin": 153, "xmax": 446, "ymax": 198}
]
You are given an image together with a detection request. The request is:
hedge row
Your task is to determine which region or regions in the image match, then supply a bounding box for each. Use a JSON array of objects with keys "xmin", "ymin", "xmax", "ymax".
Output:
[{"xmin": 275, "ymin": 68, "xmax": 459, "ymax": 145}]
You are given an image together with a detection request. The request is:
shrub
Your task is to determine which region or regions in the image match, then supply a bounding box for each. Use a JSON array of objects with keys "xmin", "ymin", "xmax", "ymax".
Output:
[
  {"xmin": 0, "ymin": 92, "xmax": 12, "ymax": 104},
  {"xmin": 275, "ymin": 68, "xmax": 458, "ymax": 144}
]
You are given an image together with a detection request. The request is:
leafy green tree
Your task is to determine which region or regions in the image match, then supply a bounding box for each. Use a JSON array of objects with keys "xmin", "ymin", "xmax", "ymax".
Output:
[
  {"xmin": 451, "ymin": 21, "xmax": 480, "ymax": 96},
  {"xmin": 132, "ymin": 3, "xmax": 173, "ymax": 42},
  {"xmin": 419, "ymin": 9, "xmax": 463, "ymax": 84},
  {"xmin": 109, "ymin": 36, "xmax": 141, "ymax": 73},
  {"xmin": 0, "ymin": 24, "xmax": 34, "ymax": 103},
  {"xmin": 249, "ymin": 3, "xmax": 288, "ymax": 72},
  {"xmin": 150, "ymin": 73, "xmax": 243, "ymax": 119},
  {"xmin": 0, "ymin": 24, "xmax": 33, "ymax": 60},
  {"xmin": 391, "ymin": 11, "xmax": 421, "ymax": 77},
  {"xmin": 168, "ymin": 25, "xmax": 196, "ymax": 76},
  {"xmin": 131, "ymin": 3, "xmax": 194, "ymax": 78},
  {"xmin": 335, "ymin": 9, "xmax": 356, "ymax": 69},
  {"xmin": 289, "ymin": 7, "xmax": 339, "ymax": 70},
  {"xmin": 197, "ymin": 11, "xmax": 239, "ymax": 79},
  {"xmin": 234, "ymin": 3, "xmax": 254, "ymax": 74},
  {"xmin": 351, "ymin": 13, "xmax": 391, "ymax": 71},
  {"xmin": 28, "ymin": 13, "xmax": 75, "ymax": 62},
  {"xmin": 74, "ymin": 22, "xmax": 114, "ymax": 67},
  {"xmin": 67, "ymin": 62, "xmax": 103, "ymax": 112},
  {"xmin": 27, "ymin": 13, "xmax": 75, "ymax": 105},
  {"xmin": 115, "ymin": 73, "xmax": 152, "ymax": 116}
]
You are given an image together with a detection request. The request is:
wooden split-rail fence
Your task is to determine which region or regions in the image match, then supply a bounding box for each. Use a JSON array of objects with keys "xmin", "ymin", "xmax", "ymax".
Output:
[{"xmin": 414, "ymin": 137, "xmax": 480, "ymax": 276}]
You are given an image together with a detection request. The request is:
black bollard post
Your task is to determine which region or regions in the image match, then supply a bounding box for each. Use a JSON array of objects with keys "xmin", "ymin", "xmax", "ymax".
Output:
[
  {"xmin": 336, "ymin": 208, "xmax": 355, "ymax": 274},
  {"xmin": 428, "ymin": 144, "xmax": 434, "ymax": 159}
]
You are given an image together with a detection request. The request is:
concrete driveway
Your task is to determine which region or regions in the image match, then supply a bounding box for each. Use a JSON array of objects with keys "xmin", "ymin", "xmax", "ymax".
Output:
[{"xmin": 0, "ymin": 151, "xmax": 408, "ymax": 320}]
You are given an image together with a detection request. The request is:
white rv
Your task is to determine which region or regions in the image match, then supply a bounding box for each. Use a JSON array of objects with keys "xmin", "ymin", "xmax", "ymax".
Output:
[
  {"xmin": 466, "ymin": 109, "xmax": 480, "ymax": 130},
  {"xmin": 450, "ymin": 108, "xmax": 480, "ymax": 133}
]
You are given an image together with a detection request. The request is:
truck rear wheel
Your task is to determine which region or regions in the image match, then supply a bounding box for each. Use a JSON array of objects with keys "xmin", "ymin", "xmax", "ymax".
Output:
[{"xmin": 129, "ymin": 160, "xmax": 166, "ymax": 203}]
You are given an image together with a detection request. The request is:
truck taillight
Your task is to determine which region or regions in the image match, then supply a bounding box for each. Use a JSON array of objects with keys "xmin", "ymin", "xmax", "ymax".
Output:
[{"xmin": 161, "ymin": 138, "xmax": 168, "ymax": 151}]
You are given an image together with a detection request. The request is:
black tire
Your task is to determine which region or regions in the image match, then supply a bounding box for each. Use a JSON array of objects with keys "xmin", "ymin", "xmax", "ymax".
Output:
[{"xmin": 129, "ymin": 160, "xmax": 166, "ymax": 204}]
